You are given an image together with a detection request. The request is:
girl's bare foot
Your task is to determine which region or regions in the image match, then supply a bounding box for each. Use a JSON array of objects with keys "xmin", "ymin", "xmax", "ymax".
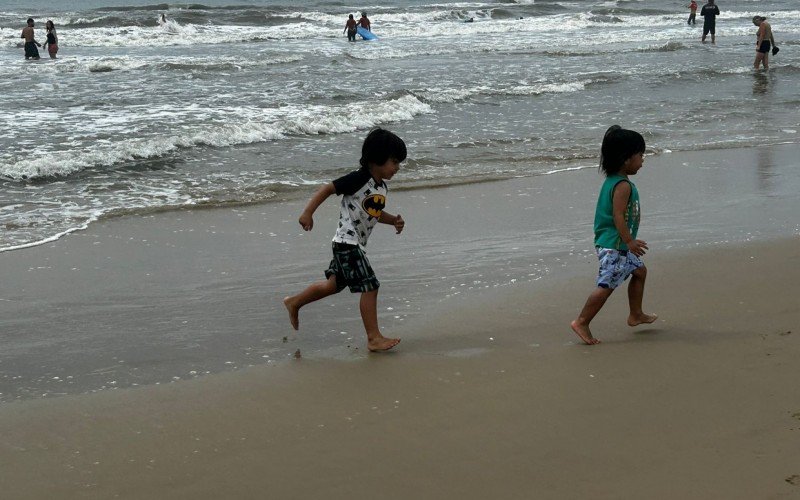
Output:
[
  {"xmin": 283, "ymin": 296, "xmax": 299, "ymax": 330},
  {"xmin": 368, "ymin": 336, "xmax": 400, "ymax": 352},
  {"xmin": 627, "ymin": 313, "xmax": 658, "ymax": 327},
  {"xmin": 570, "ymin": 320, "xmax": 601, "ymax": 345}
]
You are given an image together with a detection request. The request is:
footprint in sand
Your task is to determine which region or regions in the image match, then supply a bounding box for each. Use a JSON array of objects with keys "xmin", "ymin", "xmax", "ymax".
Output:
[{"xmin": 785, "ymin": 475, "xmax": 800, "ymax": 486}]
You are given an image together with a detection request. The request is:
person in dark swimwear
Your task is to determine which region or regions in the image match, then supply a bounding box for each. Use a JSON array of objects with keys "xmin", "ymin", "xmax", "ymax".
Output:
[
  {"xmin": 42, "ymin": 20, "xmax": 58, "ymax": 59},
  {"xmin": 343, "ymin": 14, "xmax": 357, "ymax": 42},
  {"xmin": 357, "ymin": 12, "xmax": 371, "ymax": 31},
  {"xmin": 752, "ymin": 16, "xmax": 775, "ymax": 70},
  {"xmin": 700, "ymin": 0, "xmax": 720, "ymax": 44},
  {"xmin": 21, "ymin": 18, "xmax": 41, "ymax": 60}
]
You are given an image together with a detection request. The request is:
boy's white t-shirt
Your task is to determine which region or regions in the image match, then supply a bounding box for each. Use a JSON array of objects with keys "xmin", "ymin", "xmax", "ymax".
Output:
[{"xmin": 331, "ymin": 167, "xmax": 387, "ymax": 248}]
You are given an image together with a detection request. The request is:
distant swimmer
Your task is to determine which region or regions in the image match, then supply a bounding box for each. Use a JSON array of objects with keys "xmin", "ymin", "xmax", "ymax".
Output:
[
  {"xmin": 752, "ymin": 16, "xmax": 775, "ymax": 70},
  {"xmin": 344, "ymin": 14, "xmax": 357, "ymax": 42},
  {"xmin": 687, "ymin": 0, "xmax": 697, "ymax": 25},
  {"xmin": 357, "ymin": 12, "xmax": 371, "ymax": 31},
  {"xmin": 464, "ymin": 17, "xmax": 474, "ymax": 23},
  {"xmin": 43, "ymin": 20, "xmax": 58, "ymax": 59},
  {"xmin": 700, "ymin": 0, "xmax": 720, "ymax": 44},
  {"xmin": 159, "ymin": 13, "xmax": 167, "ymax": 26}
]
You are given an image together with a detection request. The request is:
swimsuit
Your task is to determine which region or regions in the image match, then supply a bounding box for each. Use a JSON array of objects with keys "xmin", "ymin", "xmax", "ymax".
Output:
[{"xmin": 24, "ymin": 41, "xmax": 39, "ymax": 58}]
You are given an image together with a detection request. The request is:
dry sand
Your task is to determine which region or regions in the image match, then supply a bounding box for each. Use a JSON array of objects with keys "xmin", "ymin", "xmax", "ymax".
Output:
[{"xmin": 1, "ymin": 236, "xmax": 798, "ymax": 499}]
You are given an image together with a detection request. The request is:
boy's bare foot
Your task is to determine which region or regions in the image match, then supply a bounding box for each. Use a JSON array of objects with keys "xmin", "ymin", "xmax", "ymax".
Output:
[
  {"xmin": 627, "ymin": 313, "xmax": 658, "ymax": 327},
  {"xmin": 283, "ymin": 296, "xmax": 299, "ymax": 330},
  {"xmin": 368, "ymin": 336, "xmax": 400, "ymax": 352},
  {"xmin": 570, "ymin": 320, "xmax": 601, "ymax": 345}
]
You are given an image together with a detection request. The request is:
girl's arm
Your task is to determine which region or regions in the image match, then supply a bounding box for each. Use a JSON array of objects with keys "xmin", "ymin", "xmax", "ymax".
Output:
[
  {"xmin": 611, "ymin": 181, "xmax": 647, "ymax": 256},
  {"xmin": 378, "ymin": 211, "xmax": 404, "ymax": 234},
  {"xmin": 298, "ymin": 183, "xmax": 336, "ymax": 231}
]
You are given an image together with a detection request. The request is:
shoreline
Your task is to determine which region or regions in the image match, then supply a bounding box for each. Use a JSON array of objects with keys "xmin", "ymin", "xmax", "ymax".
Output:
[
  {"xmin": 1, "ymin": 143, "xmax": 800, "ymax": 402},
  {"xmin": 2, "ymin": 140, "xmax": 798, "ymax": 254},
  {"xmin": 1, "ymin": 236, "xmax": 798, "ymax": 498}
]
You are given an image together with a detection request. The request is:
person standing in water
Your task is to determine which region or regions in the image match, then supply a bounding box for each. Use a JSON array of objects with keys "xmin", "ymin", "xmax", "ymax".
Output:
[
  {"xmin": 700, "ymin": 0, "xmax": 720, "ymax": 43},
  {"xmin": 42, "ymin": 20, "xmax": 58, "ymax": 59},
  {"xmin": 752, "ymin": 16, "xmax": 775, "ymax": 70},
  {"xmin": 20, "ymin": 18, "xmax": 41, "ymax": 60},
  {"xmin": 687, "ymin": 0, "xmax": 698, "ymax": 25},
  {"xmin": 357, "ymin": 12, "xmax": 371, "ymax": 31},
  {"xmin": 344, "ymin": 14, "xmax": 357, "ymax": 42}
]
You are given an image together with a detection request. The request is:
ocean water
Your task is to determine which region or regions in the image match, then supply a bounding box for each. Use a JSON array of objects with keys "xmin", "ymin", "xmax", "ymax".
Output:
[{"xmin": 1, "ymin": 0, "xmax": 799, "ymax": 251}]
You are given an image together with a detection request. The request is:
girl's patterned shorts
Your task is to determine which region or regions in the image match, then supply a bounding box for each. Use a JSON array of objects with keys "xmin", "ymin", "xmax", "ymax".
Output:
[{"xmin": 596, "ymin": 247, "xmax": 644, "ymax": 289}]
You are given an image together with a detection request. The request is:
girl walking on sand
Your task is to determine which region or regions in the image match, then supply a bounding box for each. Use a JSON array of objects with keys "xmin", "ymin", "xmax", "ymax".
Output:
[{"xmin": 570, "ymin": 126, "xmax": 658, "ymax": 345}]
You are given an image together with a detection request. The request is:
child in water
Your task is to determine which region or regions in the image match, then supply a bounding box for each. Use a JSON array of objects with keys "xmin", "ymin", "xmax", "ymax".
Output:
[
  {"xmin": 284, "ymin": 128, "xmax": 406, "ymax": 352},
  {"xmin": 570, "ymin": 126, "xmax": 658, "ymax": 345}
]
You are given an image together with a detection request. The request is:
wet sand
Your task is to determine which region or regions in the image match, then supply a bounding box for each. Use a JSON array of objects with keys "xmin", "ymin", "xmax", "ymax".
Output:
[
  {"xmin": 1, "ymin": 143, "xmax": 799, "ymax": 498},
  {"xmin": 1, "ymin": 236, "xmax": 799, "ymax": 498}
]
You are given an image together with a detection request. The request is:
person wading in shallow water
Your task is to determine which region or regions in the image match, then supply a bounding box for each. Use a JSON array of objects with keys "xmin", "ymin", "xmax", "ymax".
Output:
[
  {"xmin": 21, "ymin": 18, "xmax": 41, "ymax": 60},
  {"xmin": 700, "ymin": 0, "xmax": 720, "ymax": 43},
  {"xmin": 752, "ymin": 16, "xmax": 775, "ymax": 70},
  {"xmin": 42, "ymin": 20, "xmax": 58, "ymax": 59},
  {"xmin": 344, "ymin": 14, "xmax": 357, "ymax": 42},
  {"xmin": 357, "ymin": 12, "xmax": 371, "ymax": 32}
]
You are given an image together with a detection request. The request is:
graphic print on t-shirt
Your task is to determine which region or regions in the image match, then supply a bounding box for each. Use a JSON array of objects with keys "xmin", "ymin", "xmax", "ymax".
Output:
[
  {"xmin": 362, "ymin": 194, "xmax": 386, "ymax": 218},
  {"xmin": 331, "ymin": 167, "xmax": 388, "ymax": 247}
]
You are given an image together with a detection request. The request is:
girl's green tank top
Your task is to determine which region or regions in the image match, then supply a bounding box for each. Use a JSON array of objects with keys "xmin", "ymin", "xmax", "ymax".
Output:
[{"xmin": 593, "ymin": 175, "xmax": 640, "ymax": 250}]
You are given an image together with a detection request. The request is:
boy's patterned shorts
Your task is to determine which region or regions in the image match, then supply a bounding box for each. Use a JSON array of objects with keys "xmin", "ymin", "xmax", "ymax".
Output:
[
  {"xmin": 596, "ymin": 247, "xmax": 644, "ymax": 289},
  {"xmin": 325, "ymin": 242, "xmax": 380, "ymax": 293}
]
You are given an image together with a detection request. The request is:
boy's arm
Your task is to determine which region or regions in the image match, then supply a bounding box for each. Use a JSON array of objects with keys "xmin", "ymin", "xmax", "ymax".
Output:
[
  {"xmin": 378, "ymin": 211, "xmax": 404, "ymax": 234},
  {"xmin": 299, "ymin": 183, "xmax": 336, "ymax": 231},
  {"xmin": 611, "ymin": 181, "xmax": 647, "ymax": 256}
]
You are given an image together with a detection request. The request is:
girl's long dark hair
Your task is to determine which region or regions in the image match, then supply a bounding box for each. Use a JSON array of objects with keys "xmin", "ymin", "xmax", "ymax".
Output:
[{"xmin": 599, "ymin": 125, "xmax": 645, "ymax": 176}]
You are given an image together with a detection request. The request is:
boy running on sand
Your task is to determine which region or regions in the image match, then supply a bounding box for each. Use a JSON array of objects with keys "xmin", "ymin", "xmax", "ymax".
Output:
[
  {"xmin": 571, "ymin": 126, "xmax": 657, "ymax": 345},
  {"xmin": 284, "ymin": 128, "xmax": 406, "ymax": 352}
]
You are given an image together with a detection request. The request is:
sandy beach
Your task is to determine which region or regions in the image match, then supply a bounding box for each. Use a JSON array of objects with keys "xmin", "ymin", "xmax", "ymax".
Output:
[
  {"xmin": 1, "ymin": 238, "xmax": 798, "ymax": 499},
  {"xmin": 1, "ymin": 143, "xmax": 799, "ymax": 498}
]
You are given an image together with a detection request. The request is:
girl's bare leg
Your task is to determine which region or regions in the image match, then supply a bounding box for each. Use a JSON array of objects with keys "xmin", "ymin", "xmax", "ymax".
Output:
[
  {"xmin": 571, "ymin": 287, "xmax": 613, "ymax": 345},
  {"xmin": 627, "ymin": 266, "xmax": 658, "ymax": 326}
]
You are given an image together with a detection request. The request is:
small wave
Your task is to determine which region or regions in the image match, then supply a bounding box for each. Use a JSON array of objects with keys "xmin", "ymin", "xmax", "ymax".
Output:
[
  {"xmin": 93, "ymin": 4, "xmax": 170, "ymax": 13},
  {"xmin": 0, "ymin": 94, "xmax": 432, "ymax": 181},
  {"xmin": 75, "ymin": 54, "xmax": 304, "ymax": 73},
  {"xmin": 638, "ymin": 41, "xmax": 686, "ymax": 53},
  {"xmin": 413, "ymin": 79, "xmax": 593, "ymax": 104},
  {"xmin": 587, "ymin": 14, "xmax": 623, "ymax": 23}
]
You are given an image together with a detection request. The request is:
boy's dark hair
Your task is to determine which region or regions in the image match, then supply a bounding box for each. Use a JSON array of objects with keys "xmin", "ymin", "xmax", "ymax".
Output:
[
  {"xmin": 599, "ymin": 125, "xmax": 645, "ymax": 176},
  {"xmin": 27, "ymin": 18, "xmax": 34, "ymax": 25},
  {"xmin": 359, "ymin": 128, "xmax": 407, "ymax": 169}
]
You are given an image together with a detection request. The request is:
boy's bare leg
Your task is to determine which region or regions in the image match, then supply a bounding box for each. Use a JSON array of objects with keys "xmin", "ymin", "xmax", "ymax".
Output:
[
  {"xmin": 360, "ymin": 289, "xmax": 400, "ymax": 352},
  {"xmin": 626, "ymin": 266, "xmax": 658, "ymax": 326},
  {"xmin": 283, "ymin": 276, "xmax": 338, "ymax": 330},
  {"xmin": 570, "ymin": 287, "xmax": 613, "ymax": 345}
]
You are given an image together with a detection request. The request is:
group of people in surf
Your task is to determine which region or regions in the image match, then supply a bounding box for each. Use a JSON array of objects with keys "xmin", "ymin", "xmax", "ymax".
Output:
[
  {"xmin": 343, "ymin": 12, "xmax": 371, "ymax": 42},
  {"xmin": 20, "ymin": 18, "xmax": 58, "ymax": 60},
  {"xmin": 686, "ymin": 0, "xmax": 778, "ymax": 70}
]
